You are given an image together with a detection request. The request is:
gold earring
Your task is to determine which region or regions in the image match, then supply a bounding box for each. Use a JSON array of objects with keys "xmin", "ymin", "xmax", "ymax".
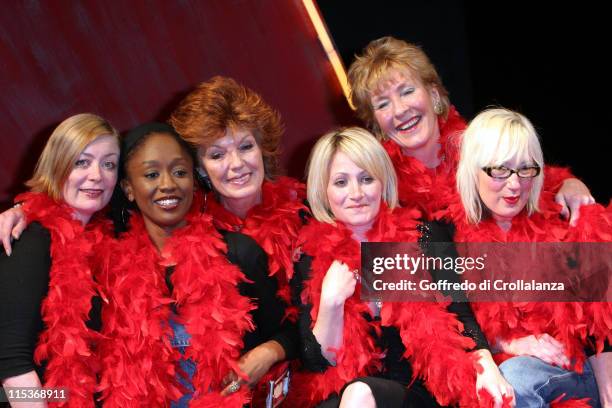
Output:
[{"xmin": 433, "ymin": 100, "xmax": 443, "ymax": 115}]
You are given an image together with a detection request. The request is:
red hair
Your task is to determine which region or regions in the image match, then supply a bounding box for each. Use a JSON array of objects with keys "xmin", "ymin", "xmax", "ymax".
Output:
[{"xmin": 169, "ymin": 76, "xmax": 283, "ymax": 178}]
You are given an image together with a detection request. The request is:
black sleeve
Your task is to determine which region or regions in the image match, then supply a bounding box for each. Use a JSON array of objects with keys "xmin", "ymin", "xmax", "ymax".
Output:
[
  {"xmin": 585, "ymin": 338, "xmax": 612, "ymax": 357},
  {"xmin": 0, "ymin": 223, "xmax": 51, "ymax": 380},
  {"xmin": 290, "ymin": 253, "xmax": 331, "ymax": 372},
  {"xmin": 221, "ymin": 230, "xmax": 298, "ymax": 360},
  {"xmin": 419, "ymin": 221, "xmax": 490, "ymax": 351}
]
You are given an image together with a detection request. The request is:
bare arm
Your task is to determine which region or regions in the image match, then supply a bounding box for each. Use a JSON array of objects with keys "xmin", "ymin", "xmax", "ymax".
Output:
[
  {"xmin": 312, "ymin": 260, "xmax": 356, "ymax": 364},
  {"xmin": 2, "ymin": 370, "xmax": 47, "ymax": 407}
]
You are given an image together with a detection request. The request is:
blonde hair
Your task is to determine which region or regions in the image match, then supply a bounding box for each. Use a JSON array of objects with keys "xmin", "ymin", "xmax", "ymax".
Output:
[
  {"xmin": 26, "ymin": 113, "xmax": 119, "ymax": 200},
  {"xmin": 456, "ymin": 108, "xmax": 544, "ymax": 224},
  {"xmin": 306, "ymin": 127, "xmax": 398, "ymax": 224},
  {"xmin": 348, "ymin": 36, "xmax": 450, "ymax": 139}
]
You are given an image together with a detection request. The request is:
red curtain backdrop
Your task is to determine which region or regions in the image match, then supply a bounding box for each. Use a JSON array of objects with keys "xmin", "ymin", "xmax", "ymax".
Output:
[{"xmin": 0, "ymin": 0, "xmax": 354, "ymax": 207}]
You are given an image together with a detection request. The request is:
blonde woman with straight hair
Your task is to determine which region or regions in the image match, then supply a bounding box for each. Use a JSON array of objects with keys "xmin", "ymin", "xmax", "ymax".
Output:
[
  {"xmin": 444, "ymin": 108, "xmax": 612, "ymax": 407},
  {"xmin": 347, "ymin": 36, "xmax": 594, "ymax": 225},
  {"xmin": 0, "ymin": 113, "xmax": 120, "ymax": 406},
  {"xmin": 288, "ymin": 127, "xmax": 509, "ymax": 407}
]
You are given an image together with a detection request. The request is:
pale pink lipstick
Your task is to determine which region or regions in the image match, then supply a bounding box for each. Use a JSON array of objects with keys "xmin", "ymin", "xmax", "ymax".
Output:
[{"xmin": 80, "ymin": 189, "xmax": 103, "ymax": 198}]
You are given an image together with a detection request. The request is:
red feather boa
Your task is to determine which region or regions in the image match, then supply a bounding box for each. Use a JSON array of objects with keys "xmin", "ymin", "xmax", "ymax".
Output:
[
  {"xmin": 287, "ymin": 205, "xmax": 478, "ymax": 407},
  {"xmin": 436, "ymin": 184, "xmax": 612, "ymax": 374},
  {"xmin": 16, "ymin": 192, "xmax": 102, "ymax": 407},
  {"xmin": 383, "ymin": 105, "xmax": 465, "ymax": 217},
  {"xmin": 205, "ymin": 176, "xmax": 308, "ymax": 320},
  {"xmin": 97, "ymin": 207, "xmax": 255, "ymax": 407},
  {"xmin": 385, "ymin": 105, "xmax": 577, "ymax": 220}
]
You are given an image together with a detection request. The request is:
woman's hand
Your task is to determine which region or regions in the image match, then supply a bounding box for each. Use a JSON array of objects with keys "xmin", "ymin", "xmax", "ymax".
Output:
[
  {"xmin": 320, "ymin": 260, "xmax": 357, "ymax": 307},
  {"xmin": 498, "ymin": 334, "xmax": 570, "ymax": 368},
  {"xmin": 312, "ymin": 260, "xmax": 357, "ymax": 364},
  {"xmin": 588, "ymin": 352, "xmax": 612, "ymax": 407},
  {"xmin": 555, "ymin": 178, "xmax": 595, "ymax": 226},
  {"xmin": 0, "ymin": 206, "xmax": 27, "ymax": 256},
  {"xmin": 474, "ymin": 349, "xmax": 515, "ymax": 408},
  {"xmin": 220, "ymin": 340, "xmax": 285, "ymax": 396}
]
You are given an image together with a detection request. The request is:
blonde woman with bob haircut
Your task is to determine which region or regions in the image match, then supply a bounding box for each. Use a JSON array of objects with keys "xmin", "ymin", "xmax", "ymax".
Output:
[
  {"xmin": 288, "ymin": 127, "xmax": 508, "ymax": 408},
  {"xmin": 440, "ymin": 108, "xmax": 612, "ymax": 407},
  {"xmin": 347, "ymin": 36, "xmax": 594, "ymax": 226},
  {"xmin": 306, "ymin": 127, "xmax": 398, "ymax": 226},
  {"xmin": 0, "ymin": 113, "xmax": 120, "ymax": 406},
  {"xmin": 456, "ymin": 108, "xmax": 544, "ymax": 228}
]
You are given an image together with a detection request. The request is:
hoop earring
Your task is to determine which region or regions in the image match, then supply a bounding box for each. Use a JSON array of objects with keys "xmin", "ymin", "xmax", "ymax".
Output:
[{"xmin": 196, "ymin": 167, "xmax": 213, "ymax": 191}]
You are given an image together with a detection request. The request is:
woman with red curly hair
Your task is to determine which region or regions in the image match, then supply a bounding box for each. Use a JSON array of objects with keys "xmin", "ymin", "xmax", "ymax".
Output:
[{"xmin": 169, "ymin": 76, "xmax": 306, "ymax": 397}]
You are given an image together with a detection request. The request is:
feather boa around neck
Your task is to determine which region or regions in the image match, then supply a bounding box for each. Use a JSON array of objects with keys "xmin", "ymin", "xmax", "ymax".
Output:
[
  {"xmin": 287, "ymin": 205, "xmax": 420, "ymax": 406},
  {"xmin": 97, "ymin": 209, "xmax": 255, "ymax": 407},
  {"xmin": 205, "ymin": 176, "xmax": 308, "ymax": 319},
  {"xmin": 17, "ymin": 192, "xmax": 102, "ymax": 407},
  {"xmin": 383, "ymin": 105, "xmax": 465, "ymax": 218},
  {"xmin": 288, "ymin": 206, "xmax": 477, "ymax": 407},
  {"xmin": 438, "ymin": 187, "xmax": 612, "ymax": 373},
  {"xmin": 384, "ymin": 106, "xmax": 574, "ymax": 221}
]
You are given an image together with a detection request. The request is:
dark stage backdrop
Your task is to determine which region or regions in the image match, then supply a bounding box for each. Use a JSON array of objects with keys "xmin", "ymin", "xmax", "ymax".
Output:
[
  {"xmin": 0, "ymin": 0, "xmax": 353, "ymax": 208},
  {"xmin": 318, "ymin": 1, "xmax": 611, "ymax": 203}
]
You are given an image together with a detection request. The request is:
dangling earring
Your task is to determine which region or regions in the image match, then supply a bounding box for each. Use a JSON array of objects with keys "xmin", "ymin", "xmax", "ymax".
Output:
[
  {"xmin": 433, "ymin": 99, "xmax": 443, "ymax": 115},
  {"xmin": 196, "ymin": 167, "xmax": 213, "ymax": 191}
]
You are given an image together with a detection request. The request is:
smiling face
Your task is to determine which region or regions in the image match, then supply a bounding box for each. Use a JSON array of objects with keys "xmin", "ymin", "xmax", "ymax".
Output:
[
  {"xmin": 370, "ymin": 69, "xmax": 440, "ymax": 153},
  {"xmin": 326, "ymin": 151, "xmax": 382, "ymax": 231},
  {"xmin": 477, "ymin": 158, "xmax": 535, "ymax": 226},
  {"xmin": 122, "ymin": 132, "xmax": 194, "ymax": 234},
  {"xmin": 61, "ymin": 134, "xmax": 120, "ymax": 224},
  {"xmin": 199, "ymin": 127, "xmax": 264, "ymax": 208}
]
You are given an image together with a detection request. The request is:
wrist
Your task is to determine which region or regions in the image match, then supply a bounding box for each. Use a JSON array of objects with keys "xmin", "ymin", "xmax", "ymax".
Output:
[
  {"xmin": 259, "ymin": 340, "xmax": 285, "ymax": 365},
  {"xmin": 319, "ymin": 294, "xmax": 346, "ymax": 309},
  {"xmin": 473, "ymin": 349, "xmax": 498, "ymax": 372}
]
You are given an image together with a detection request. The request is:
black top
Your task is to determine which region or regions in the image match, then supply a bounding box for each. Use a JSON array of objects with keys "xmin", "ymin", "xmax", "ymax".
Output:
[
  {"xmin": 0, "ymin": 223, "xmax": 50, "ymax": 380},
  {"xmin": 0, "ymin": 222, "xmax": 102, "ymax": 382},
  {"xmin": 218, "ymin": 231, "xmax": 297, "ymax": 358},
  {"xmin": 419, "ymin": 221, "xmax": 490, "ymax": 350},
  {"xmin": 292, "ymin": 221, "xmax": 488, "ymax": 377}
]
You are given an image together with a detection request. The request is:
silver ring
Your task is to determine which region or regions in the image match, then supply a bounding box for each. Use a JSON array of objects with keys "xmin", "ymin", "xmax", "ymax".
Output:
[
  {"xmin": 353, "ymin": 269, "xmax": 361, "ymax": 282},
  {"xmin": 227, "ymin": 380, "xmax": 241, "ymax": 394}
]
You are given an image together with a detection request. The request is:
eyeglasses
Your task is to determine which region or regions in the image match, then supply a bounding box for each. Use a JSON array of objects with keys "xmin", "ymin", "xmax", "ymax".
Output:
[{"xmin": 482, "ymin": 165, "xmax": 541, "ymax": 180}]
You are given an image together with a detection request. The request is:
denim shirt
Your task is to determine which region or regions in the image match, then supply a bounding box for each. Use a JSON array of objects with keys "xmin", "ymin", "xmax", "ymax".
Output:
[
  {"xmin": 169, "ymin": 316, "xmax": 197, "ymax": 408},
  {"xmin": 166, "ymin": 265, "xmax": 197, "ymax": 408}
]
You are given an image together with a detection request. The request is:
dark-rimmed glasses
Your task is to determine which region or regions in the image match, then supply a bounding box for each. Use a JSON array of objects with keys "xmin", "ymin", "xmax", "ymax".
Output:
[{"xmin": 482, "ymin": 165, "xmax": 541, "ymax": 180}]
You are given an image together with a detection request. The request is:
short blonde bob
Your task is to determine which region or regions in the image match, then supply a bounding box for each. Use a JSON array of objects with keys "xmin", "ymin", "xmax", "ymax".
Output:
[
  {"xmin": 306, "ymin": 127, "xmax": 398, "ymax": 224},
  {"xmin": 348, "ymin": 36, "xmax": 450, "ymax": 139},
  {"xmin": 456, "ymin": 108, "xmax": 544, "ymax": 224},
  {"xmin": 26, "ymin": 113, "xmax": 119, "ymax": 200}
]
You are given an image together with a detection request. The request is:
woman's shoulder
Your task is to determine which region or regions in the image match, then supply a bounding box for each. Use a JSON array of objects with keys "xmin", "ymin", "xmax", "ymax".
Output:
[
  {"xmin": 0, "ymin": 222, "xmax": 51, "ymax": 288},
  {"xmin": 264, "ymin": 176, "xmax": 306, "ymax": 202},
  {"xmin": 4, "ymin": 222, "xmax": 51, "ymax": 258},
  {"xmin": 420, "ymin": 219, "xmax": 456, "ymax": 242},
  {"xmin": 220, "ymin": 230, "xmax": 268, "ymax": 263}
]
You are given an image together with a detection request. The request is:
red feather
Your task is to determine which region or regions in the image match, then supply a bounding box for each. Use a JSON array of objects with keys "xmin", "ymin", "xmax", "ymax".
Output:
[
  {"xmin": 287, "ymin": 205, "xmax": 479, "ymax": 407},
  {"xmin": 205, "ymin": 177, "xmax": 308, "ymax": 323},
  {"xmin": 97, "ymin": 206, "xmax": 255, "ymax": 406},
  {"xmin": 16, "ymin": 192, "xmax": 103, "ymax": 407}
]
